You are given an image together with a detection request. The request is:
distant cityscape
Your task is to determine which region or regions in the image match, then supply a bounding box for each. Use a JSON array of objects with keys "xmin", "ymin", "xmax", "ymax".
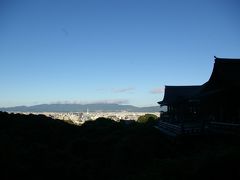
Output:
[
  {"xmin": 18, "ymin": 111, "xmax": 160, "ymax": 125},
  {"xmin": 0, "ymin": 103, "xmax": 161, "ymax": 125}
]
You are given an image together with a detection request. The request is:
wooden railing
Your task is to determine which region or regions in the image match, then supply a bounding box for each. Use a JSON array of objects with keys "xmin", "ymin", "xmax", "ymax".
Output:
[
  {"xmin": 208, "ymin": 121, "xmax": 240, "ymax": 134},
  {"xmin": 156, "ymin": 121, "xmax": 202, "ymax": 136},
  {"xmin": 156, "ymin": 119, "xmax": 240, "ymax": 136},
  {"xmin": 157, "ymin": 121, "xmax": 182, "ymax": 135},
  {"xmin": 209, "ymin": 121, "xmax": 240, "ymax": 128},
  {"xmin": 182, "ymin": 126, "xmax": 201, "ymax": 135}
]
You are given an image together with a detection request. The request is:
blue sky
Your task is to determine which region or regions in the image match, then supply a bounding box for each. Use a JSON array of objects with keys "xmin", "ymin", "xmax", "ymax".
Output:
[{"xmin": 1, "ymin": 0, "xmax": 240, "ymax": 107}]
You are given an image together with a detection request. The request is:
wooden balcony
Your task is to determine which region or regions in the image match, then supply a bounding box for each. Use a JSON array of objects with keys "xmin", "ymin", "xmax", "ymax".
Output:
[{"xmin": 155, "ymin": 120, "xmax": 202, "ymax": 137}]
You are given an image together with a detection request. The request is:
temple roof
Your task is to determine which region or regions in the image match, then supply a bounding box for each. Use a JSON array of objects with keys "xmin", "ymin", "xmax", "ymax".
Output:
[
  {"xmin": 201, "ymin": 57, "xmax": 240, "ymax": 92},
  {"xmin": 158, "ymin": 57, "xmax": 240, "ymax": 105},
  {"xmin": 158, "ymin": 85, "xmax": 201, "ymax": 106}
]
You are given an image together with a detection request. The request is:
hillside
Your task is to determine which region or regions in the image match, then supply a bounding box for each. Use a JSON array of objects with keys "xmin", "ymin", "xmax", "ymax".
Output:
[
  {"xmin": 0, "ymin": 111, "xmax": 240, "ymax": 180},
  {"xmin": 0, "ymin": 103, "xmax": 164, "ymax": 112}
]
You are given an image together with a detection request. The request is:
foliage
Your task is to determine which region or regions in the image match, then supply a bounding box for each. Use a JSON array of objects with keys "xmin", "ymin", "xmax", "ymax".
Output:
[
  {"xmin": 1, "ymin": 111, "xmax": 240, "ymax": 180},
  {"xmin": 137, "ymin": 113, "xmax": 158, "ymax": 124}
]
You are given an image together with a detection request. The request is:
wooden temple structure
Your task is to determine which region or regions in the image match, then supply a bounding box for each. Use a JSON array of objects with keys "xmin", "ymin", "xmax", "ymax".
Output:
[{"xmin": 157, "ymin": 57, "xmax": 240, "ymax": 136}]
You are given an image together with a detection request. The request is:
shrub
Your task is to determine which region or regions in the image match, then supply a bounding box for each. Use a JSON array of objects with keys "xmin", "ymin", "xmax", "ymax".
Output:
[{"xmin": 137, "ymin": 114, "xmax": 158, "ymax": 125}]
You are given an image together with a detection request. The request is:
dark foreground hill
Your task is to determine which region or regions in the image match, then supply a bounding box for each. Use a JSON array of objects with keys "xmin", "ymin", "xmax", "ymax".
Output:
[
  {"xmin": 0, "ymin": 111, "xmax": 240, "ymax": 180},
  {"xmin": 0, "ymin": 103, "xmax": 163, "ymax": 112}
]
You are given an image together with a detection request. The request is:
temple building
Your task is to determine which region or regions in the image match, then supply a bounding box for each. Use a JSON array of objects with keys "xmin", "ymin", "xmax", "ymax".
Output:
[{"xmin": 157, "ymin": 57, "xmax": 240, "ymax": 136}]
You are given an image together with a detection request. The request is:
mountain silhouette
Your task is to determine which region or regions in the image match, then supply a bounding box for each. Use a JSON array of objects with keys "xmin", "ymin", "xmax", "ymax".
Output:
[{"xmin": 0, "ymin": 103, "xmax": 164, "ymax": 112}]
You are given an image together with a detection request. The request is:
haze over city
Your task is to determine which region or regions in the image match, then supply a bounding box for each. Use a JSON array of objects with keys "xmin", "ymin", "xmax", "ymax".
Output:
[{"xmin": 1, "ymin": 0, "xmax": 240, "ymax": 107}]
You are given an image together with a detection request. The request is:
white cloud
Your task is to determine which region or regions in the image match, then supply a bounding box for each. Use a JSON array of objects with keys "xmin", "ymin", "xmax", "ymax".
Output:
[
  {"xmin": 112, "ymin": 87, "xmax": 135, "ymax": 93},
  {"xmin": 92, "ymin": 99, "xmax": 129, "ymax": 104},
  {"xmin": 49, "ymin": 99, "xmax": 129, "ymax": 105},
  {"xmin": 150, "ymin": 87, "xmax": 164, "ymax": 94}
]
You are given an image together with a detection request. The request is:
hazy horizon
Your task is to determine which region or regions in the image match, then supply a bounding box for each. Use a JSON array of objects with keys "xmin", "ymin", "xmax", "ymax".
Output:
[
  {"xmin": 1, "ymin": 0, "xmax": 240, "ymax": 107},
  {"xmin": 0, "ymin": 101, "xmax": 159, "ymax": 109}
]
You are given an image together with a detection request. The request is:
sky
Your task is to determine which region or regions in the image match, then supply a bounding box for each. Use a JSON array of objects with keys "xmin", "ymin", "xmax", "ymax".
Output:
[{"xmin": 1, "ymin": 0, "xmax": 240, "ymax": 107}]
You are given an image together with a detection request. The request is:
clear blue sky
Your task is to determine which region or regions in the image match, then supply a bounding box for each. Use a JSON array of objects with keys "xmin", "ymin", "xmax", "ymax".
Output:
[{"xmin": 1, "ymin": 0, "xmax": 240, "ymax": 107}]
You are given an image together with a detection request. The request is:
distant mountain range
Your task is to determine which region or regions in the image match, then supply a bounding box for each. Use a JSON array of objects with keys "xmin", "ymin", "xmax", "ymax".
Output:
[{"xmin": 0, "ymin": 103, "xmax": 165, "ymax": 112}]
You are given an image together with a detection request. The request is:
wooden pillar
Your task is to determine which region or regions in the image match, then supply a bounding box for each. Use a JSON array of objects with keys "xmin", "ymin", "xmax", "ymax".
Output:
[
  {"xmin": 219, "ymin": 105, "xmax": 223, "ymax": 122},
  {"xmin": 238, "ymin": 107, "xmax": 240, "ymax": 123}
]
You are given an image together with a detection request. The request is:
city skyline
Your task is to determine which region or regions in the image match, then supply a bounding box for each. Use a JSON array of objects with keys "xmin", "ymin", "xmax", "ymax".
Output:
[{"xmin": 1, "ymin": 0, "xmax": 240, "ymax": 107}]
